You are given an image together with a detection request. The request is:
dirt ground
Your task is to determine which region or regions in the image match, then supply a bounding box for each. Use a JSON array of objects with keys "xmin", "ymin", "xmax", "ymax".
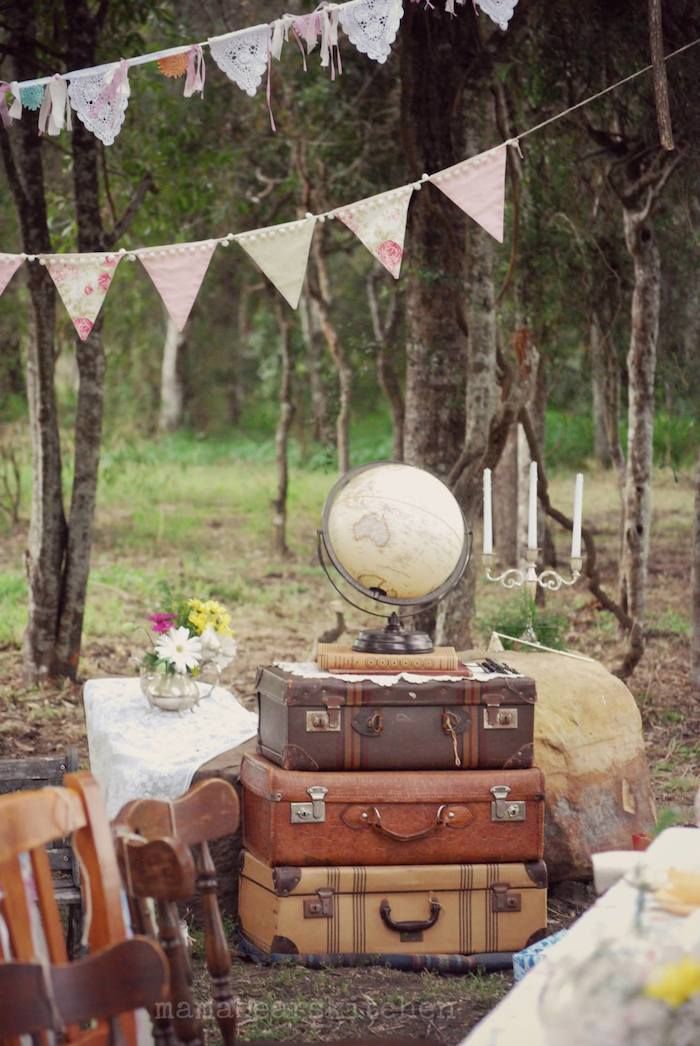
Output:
[{"xmin": 0, "ymin": 465, "xmax": 698, "ymax": 1042}]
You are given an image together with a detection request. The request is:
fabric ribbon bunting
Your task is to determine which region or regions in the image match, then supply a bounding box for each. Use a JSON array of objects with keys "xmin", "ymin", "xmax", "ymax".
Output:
[
  {"xmin": 0, "ymin": 84, "xmax": 13, "ymax": 128},
  {"xmin": 137, "ymin": 240, "xmax": 218, "ymax": 332},
  {"xmin": 320, "ymin": 7, "xmax": 342, "ymax": 79},
  {"xmin": 184, "ymin": 45, "xmax": 206, "ymax": 97},
  {"xmin": 38, "ymin": 75, "xmax": 72, "ymax": 136}
]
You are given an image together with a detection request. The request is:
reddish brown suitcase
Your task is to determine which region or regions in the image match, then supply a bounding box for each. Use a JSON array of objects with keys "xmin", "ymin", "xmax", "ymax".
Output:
[
  {"xmin": 256, "ymin": 665, "xmax": 536, "ymax": 772},
  {"xmin": 241, "ymin": 752, "xmax": 545, "ymax": 867}
]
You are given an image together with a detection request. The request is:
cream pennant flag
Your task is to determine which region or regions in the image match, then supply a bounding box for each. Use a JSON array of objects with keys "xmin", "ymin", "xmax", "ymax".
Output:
[
  {"xmin": 334, "ymin": 185, "xmax": 413, "ymax": 279},
  {"xmin": 234, "ymin": 216, "xmax": 316, "ymax": 309},
  {"xmin": 0, "ymin": 254, "xmax": 23, "ymax": 296},
  {"xmin": 429, "ymin": 144, "xmax": 507, "ymax": 243},
  {"xmin": 137, "ymin": 239, "xmax": 218, "ymax": 332},
  {"xmin": 43, "ymin": 252, "xmax": 121, "ymax": 340}
]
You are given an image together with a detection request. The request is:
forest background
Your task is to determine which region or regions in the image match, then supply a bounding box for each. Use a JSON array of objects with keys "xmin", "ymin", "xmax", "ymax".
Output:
[{"xmin": 0, "ymin": 1, "xmax": 698, "ymax": 1038}]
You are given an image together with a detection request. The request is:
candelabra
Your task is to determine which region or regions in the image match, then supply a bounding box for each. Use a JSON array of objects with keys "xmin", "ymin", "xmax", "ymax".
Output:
[{"xmin": 482, "ymin": 548, "xmax": 583, "ymax": 601}]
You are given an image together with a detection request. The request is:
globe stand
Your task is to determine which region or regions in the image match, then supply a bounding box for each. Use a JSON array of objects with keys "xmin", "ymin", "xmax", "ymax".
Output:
[{"xmin": 352, "ymin": 611, "xmax": 434, "ymax": 654}]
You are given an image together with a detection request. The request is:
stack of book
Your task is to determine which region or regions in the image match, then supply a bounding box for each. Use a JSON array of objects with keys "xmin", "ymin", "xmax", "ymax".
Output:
[{"xmin": 237, "ymin": 644, "xmax": 547, "ymax": 965}]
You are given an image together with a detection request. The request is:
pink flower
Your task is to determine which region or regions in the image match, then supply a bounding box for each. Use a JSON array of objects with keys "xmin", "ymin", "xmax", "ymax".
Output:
[
  {"xmin": 376, "ymin": 239, "xmax": 403, "ymax": 276},
  {"xmin": 84, "ymin": 284, "xmax": 94, "ymax": 295},
  {"xmin": 98, "ymin": 272, "xmax": 111, "ymax": 291},
  {"xmin": 74, "ymin": 317, "xmax": 94, "ymax": 340},
  {"xmin": 104, "ymin": 256, "xmax": 118, "ymax": 268},
  {"xmin": 150, "ymin": 612, "xmax": 176, "ymax": 635}
]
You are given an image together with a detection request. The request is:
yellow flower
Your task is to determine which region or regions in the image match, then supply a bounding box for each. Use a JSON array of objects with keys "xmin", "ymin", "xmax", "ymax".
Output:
[
  {"xmin": 188, "ymin": 609, "xmax": 208, "ymax": 634},
  {"xmin": 644, "ymin": 956, "xmax": 700, "ymax": 1008}
]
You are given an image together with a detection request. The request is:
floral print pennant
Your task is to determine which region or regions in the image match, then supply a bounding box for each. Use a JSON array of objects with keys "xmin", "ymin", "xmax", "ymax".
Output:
[
  {"xmin": 334, "ymin": 185, "xmax": 414, "ymax": 278},
  {"xmin": 42, "ymin": 253, "xmax": 121, "ymax": 340}
]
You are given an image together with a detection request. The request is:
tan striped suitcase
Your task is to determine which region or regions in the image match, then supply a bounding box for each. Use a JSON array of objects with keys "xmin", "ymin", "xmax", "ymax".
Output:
[{"xmin": 238, "ymin": 850, "xmax": 547, "ymax": 958}]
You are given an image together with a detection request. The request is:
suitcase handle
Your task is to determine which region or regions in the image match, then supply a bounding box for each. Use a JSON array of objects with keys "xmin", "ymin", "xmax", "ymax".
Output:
[
  {"xmin": 366, "ymin": 804, "xmax": 449, "ymax": 842},
  {"xmin": 379, "ymin": 897, "xmax": 442, "ymax": 934}
]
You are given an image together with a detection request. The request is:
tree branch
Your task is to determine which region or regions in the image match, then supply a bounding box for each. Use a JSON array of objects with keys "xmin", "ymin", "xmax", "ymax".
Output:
[
  {"xmin": 648, "ymin": 0, "xmax": 675, "ymax": 150},
  {"xmin": 103, "ymin": 172, "xmax": 156, "ymax": 248}
]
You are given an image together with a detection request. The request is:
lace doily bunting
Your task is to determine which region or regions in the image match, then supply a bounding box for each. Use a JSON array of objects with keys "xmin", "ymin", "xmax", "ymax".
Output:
[
  {"xmin": 475, "ymin": 0, "xmax": 519, "ymax": 31},
  {"xmin": 158, "ymin": 53, "xmax": 189, "ymax": 78},
  {"xmin": 208, "ymin": 25, "xmax": 271, "ymax": 97},
  {"xmin": 68, "ymin": 62, "xmax": 131, "ymax": 146},
  {"xmin": 339, "ymin": 0, "xmax": 404, "ymax": 64}
]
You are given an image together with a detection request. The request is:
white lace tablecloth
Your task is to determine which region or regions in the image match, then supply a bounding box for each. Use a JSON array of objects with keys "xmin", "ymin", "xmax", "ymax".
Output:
[
  {"xmin": 274, "ymin": 661, "xmax": 521, "ymax": 685},
  {"xmin": 460, "ymin": 827, "xmax": 700, "ymax": 1045},
  {"xmin": 83, "ymin": 677, "xmax": 258, "ymax": 818}
]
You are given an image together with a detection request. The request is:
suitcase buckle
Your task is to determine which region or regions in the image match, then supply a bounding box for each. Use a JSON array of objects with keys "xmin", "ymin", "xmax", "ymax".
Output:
[
  {"xmin": 483, "ymin": 707, "xmax": 518, "ymax": 729},
  {"xmin": 290, "ymin": 785, "xmax": 328, "ymax": 823},
  {"xmin": 490, "ymin": 785, "xmax": 526, "ymax": 821},
  {"xmin": 491, "ymin": 883, "xmax": 522, "ymax": 913},
  {"xmin": 303, "ymin": 888, "xmax": 334, "ymax": 918},
  {"xmin": 306, "ymin": 709, "xmax": 341, "ymax": 732}
]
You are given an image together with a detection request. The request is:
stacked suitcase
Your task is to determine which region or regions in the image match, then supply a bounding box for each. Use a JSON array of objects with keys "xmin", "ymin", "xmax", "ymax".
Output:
[{"xmin": 238, "ymin": 660, "xmax": 547, "ymax": 964}]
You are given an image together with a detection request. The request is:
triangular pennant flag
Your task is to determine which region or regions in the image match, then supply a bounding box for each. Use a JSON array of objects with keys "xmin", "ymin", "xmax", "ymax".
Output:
[
  {"xmin": 137, "ymin": 240, "xmax": 218, "ymax": 332},
  {"xmin": 234, "ymin": 217, "xmax": 316, "ymax": 309},
  {"xmin": 0, "ymin": 254, "xmax": 23, "ymax": 296},
  {"xmin": 43, "ymin": 252, "xmax": 121, "ymax": 340},
  {"xmin": 334, "ymin": 185, "xmax": 413, "ymax": 279},
  {"xmin": 429, "ymin": 144, "xmax": 507, "ymax": 243}
]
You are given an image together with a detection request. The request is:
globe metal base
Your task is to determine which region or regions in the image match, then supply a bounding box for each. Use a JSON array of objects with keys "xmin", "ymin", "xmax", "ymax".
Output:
[{"xmin": 352, "ymin": 612, "xmax": 434, "ymax": 654}]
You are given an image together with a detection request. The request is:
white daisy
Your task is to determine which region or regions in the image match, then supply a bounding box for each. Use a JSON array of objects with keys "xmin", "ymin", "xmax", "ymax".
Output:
[
  {"xmin": 155, "ymin": 626, "xmax": 202, "ymax": 674},
  {"xmin": 200, "ymin": 626, "xmax": 237, "ymax": 670}
]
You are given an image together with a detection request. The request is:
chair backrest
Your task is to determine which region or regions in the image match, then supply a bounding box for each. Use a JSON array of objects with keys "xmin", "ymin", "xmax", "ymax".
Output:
[
  {"xmin": 0, "ymin": 937, "xmax": 167, "ymax": 1040},
  {"xmin": 0, "ymin": 772, "xmax": 135, "ymax": 1044},
  {"xmin": 114, "ymin": 779, "xmax": 240, "ymax": 1046}
]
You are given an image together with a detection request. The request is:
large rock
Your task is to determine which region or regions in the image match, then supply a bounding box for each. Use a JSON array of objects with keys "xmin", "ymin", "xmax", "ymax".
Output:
[{"xmin": 461, "ymin": 650, "xmax": 656, "ymax": 881}]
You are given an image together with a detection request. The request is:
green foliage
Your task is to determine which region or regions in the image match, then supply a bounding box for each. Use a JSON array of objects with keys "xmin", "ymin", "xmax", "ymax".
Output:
[{"xmin": 477, "ymin": 593, "xmax": 568, "ymax": 651}]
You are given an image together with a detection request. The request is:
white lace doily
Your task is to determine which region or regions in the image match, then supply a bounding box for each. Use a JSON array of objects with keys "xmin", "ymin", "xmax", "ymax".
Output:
[
  {"xmin": 475, "ymin": 0, "xmax": 519, "ymax": 31},
  {"xmin": 68, "ymin": 64, "xmax": 130, "ymax": 146},
  {"xmin": 208, "ymin": 24, "xmax": 271, "ymax": 97},
  {"xmin": 84, "ymin": 677, "xmax": 258, "ymax": 818},
  {"xmin": 274, "ymin": 661, "xmax": 521, "ymax": 686},
  {"xmin": 339, "ymin": 0, "xmax": 404, "ymax": 64}
]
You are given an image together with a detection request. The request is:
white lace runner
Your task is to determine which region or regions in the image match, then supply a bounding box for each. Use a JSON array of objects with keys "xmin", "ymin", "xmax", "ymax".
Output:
[
  {"xmin": 274, "ymin": 661, "xmax": 522, "ymax": 685},
  {"xmin": 68, "ymin": 63, "xmax": 130, "ymax": 146},
  {"xmin": 339, "ymin": 0, "xmax": 404, "ymax": 64},
  {"xmin": 208, "ymin": 24, "xmax": 271, "ymax": 97},
  {"xmin": 84, "ymin": 677, "xmax": 258, "ymax": 818},
  {"xmin": 475, "ymin": 0, "xmax": 519, "ymax": 31}
]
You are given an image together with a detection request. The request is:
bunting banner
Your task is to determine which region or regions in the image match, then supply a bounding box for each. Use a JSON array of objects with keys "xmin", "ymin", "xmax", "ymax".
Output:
[
  {"xmin": 429, "ymin": 143, "xmax": 507, "ymax": 242},
  {"xmin": 234, "ymin": 217, "xmax": 317, "ymax": 309},
  {"xmin": 137, "ymin": 240, "xmax": 218, "ymax": 332},
  {"xmin": 334, "ymin": 185, "xmax": 414, "ymax": 278},
  {"xmin": 0, "ymin": 254, "xmax": 23, "ymax": 296},
  {"xmin": 42, "ymin": 253, "xmax": 121, "ymax": 340},
  {"xmin": 0, "ymin": 0, "xmax": 517, "ymax": 145}
]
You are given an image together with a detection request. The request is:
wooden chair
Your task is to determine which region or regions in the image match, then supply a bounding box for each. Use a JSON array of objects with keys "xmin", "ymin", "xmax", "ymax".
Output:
[
  {"xmin": 0, "ymin": 772, "xmax": 139, "ymax": 1043},
  {"xmin": 114, "ymin": 779, "xmax": 240, "ymax": 1046},
  {"xmin": 0, "ymin": 937, "xmax": 167, "ymax": 1043},
  {"xmin": 0, "ymin": 750, "xmax": 82, "ymax": 953}
]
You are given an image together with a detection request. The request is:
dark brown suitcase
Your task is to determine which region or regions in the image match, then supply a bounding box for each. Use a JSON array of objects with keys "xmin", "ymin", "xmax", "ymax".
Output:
[
  {"xmin": 241, "ymin": 752, "xmax": 545, "ymax": 867},
  {"xmin": 256, "ymin": 665, "xmax": 536, "ymax": 771}
]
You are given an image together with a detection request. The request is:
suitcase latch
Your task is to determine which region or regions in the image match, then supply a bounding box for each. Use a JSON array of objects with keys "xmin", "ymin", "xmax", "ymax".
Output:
[
  {"xmin": 483, "ymin": 707, "xmax": 518, "ymax": 729},
  {"xmin": 306, "ymin": 709, "xmax": 341, "ymax": 732},
  {"xmin": 303, "ymin": 888, "xmax": 334, "ymax": 918},
  {"xmin": 491, "ymin": 883, "xmax": 522, "ymax": 913},
  {"xmin": 490, "ymin": 785, "xmax": 526, "ymax": 821},
  {"xmin": 291, "ymin": 785, "xmax": 328, "ymax": 824}
]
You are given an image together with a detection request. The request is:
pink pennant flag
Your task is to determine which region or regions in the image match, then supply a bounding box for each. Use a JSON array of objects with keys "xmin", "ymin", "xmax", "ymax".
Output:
[
  {"xmin": 0, "ymin": 254, "xmax": 23, "ymax": 296},
  {"xmin": 334, "ymin": 185, "xmax": 413, "ymax": 279},
  {"xmin": 429, "ymin": 143, "xmax": 507, "ymax": 242},
  {"xmin": 43, "ymin": 252, "xmax": 121, "ymax": 340},
  {"xmin": 137, "ymin": 240, "xmax": 218, "ymax": 332}
]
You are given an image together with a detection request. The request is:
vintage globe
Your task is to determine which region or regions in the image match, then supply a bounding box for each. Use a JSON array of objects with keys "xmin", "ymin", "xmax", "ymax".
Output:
[{"xmin": 323, "ymin": 462, "xmax": 468, "ymax": 604}]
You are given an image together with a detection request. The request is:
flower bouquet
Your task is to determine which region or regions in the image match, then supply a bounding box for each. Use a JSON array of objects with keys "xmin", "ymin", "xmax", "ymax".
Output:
[{"xmin": 140, "ymin": 597, "xmax": 236, "ymax": 712}]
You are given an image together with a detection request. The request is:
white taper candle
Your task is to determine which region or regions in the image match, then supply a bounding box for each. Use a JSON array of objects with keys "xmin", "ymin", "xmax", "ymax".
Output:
[
  {"xmin": 571, "ymin": 473, "xmax": 584, "ymax": 558},
  {"xmin": 527, "ymin": 461, "xmax": 538, "ymax": 550},
  {"xmin": 483, "ymin": 468, "xmax": 493, "ymax": 555}
]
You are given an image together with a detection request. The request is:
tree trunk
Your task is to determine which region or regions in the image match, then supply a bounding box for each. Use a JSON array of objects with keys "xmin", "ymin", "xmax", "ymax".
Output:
[
  {"xmin": 590, "ymin": 307, "xmax": 625, "ymax": 475},
  {"xmin": 299, "ymin": 292, "xmax": 333, "ymax": 446},
  {"xmin": 158, "ymin": 311, "xmax": 185, "ymax": 433},
  {"xmin": 692, "ymin": 450, "xmax": 700, "ymax": 693},
  {"xmin": 272, "ymin": 308, "xmax": 294, "ymax": 557},
  {"xmin": 617, "ymin": 205, "xmax": 660, "ymax": 675},
  {"xmin": 590, "ymin": 313, "xmax": 612, "ymax": 467},
  {"xmin": 310, "ymin": 232, "xmax": 351, "ymax": 474},
  {"xmin": 0, "ymin": 1, "xmax": 65, "ymax": 682},
  {"xmin": 367, "ymin": 269, "xmax": 404, "ymax": 461},
  {"xmin": 400, "ymin": 5, "xmax": 470, "ymax": 477}
]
